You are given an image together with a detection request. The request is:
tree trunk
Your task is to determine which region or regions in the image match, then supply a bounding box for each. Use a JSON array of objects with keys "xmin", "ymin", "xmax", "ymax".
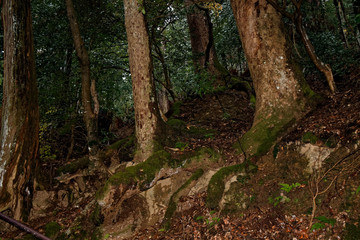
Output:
[
  {"xmin": 334, "ymin": 0, "xmax": 349, "ymax": 48},
  {"xmin": 0, "ymin": 0, "xmax": 39, "ymax": 220},
  {"xmin": 354, "ymin": 0, "xmax": 360, "ymax": 47},
  {"xmin": 65, "ymin": 0, "xmax": 99, "ymax": 156},
  {"xmin": 231, "ymin": 0, "xmax": 315, "ymax": 157},
  {"xmin": 294, "ymin": 14, "xmax": 337, "ymax": 93},
  {"xmin": 185, "ymin": 0, "xmax": 225, "ymax": 86},
  {"xmin": 124, "ymin": 0, "xmax": 164, "ymax": 162}
]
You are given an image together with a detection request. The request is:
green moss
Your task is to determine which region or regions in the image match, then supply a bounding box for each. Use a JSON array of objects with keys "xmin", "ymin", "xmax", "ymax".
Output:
[
  {"xmin": 166, "ymin": 119, "xmax": 186, "ymax": 128},
  {"xmin": 344, "ymin": 220, "xmax": 360, "ymax": 240},
  {"xmin": 162, "ymin": 169, "xmax": 204, "ymax": 230},
  {"xmin": 238, "ymin": 111, "xmax": 296, "ymax": 158},
  {"xmin": 191, "ymin": 147, "xmax": 221, "ymax": 163},
  {"xmin": 97, "ymin": 150, "xmax": 171, "ymax": 200},
  {"xmin": 206, "ymin": 162, "xmax": 257, "ymax": 209},
  {"xmin": 56, "ymin": 157, "xmax": 90, "ymax": 175},
  {"xmin": 187, "ymin": 126, "xmax": 216, "ymax": 139},
  {"xmin": 108, "ymin": 135, "xmax": 135, "ymax": 150},
  {"xmin": 90, "ymin": 203, "xmax": 103, "ymax": 226},
  {"xmin": 21, "ymin": 234, "xmax": 37, "ymax": 240},
  {"xmin": 302, "ymin": 132, "xmax": 318, "ymax": 144},
  {"xmin": 45, "ymin": 221, "xmax": 61, "ymax": 238},
  {"xmin": 169, "ymin": 101, "xmax": 182, "ymax": 117}
]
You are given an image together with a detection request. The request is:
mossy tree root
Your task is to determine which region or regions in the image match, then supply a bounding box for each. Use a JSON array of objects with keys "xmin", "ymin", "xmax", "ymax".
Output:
[
  {"xmin": 238, "ymin": 111, "xmax": 297, "ymax": 158},
  {"xmin": 96, "ymin": 150, "xmax": 172, "ymax": 201},
  {"xmin": 206, "ymin": 162, "xmax": 257, "ymax": 209},
  {"xmin": 162, "ymin": 169, "xmax": 204, "ymax": 230}
]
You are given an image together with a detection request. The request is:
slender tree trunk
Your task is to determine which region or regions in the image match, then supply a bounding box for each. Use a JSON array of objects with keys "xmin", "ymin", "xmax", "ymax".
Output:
[
  {"xmin": 231, "ymin": 0, "xmax": 315, "ymax": 157},
  {"xmin": 65, "ymin": 0, "xmax": 99, "ymax": 156},
  {"xmin": 354, "ymin": 0, "xmax": 360, "ymax": 47},
  {"xmin": 294, "ymin": 14, "xmax": 337, "ymax": 93},
  {"xmin": 0, "ymin": 0, "xmax": 39, "ymax": 220},
  {"xmin": 185, "ymin": 0, "xmax": 225, "ymax": 86},
  {"xmin": 124, "ymin": 0, "xmax": 164, "ymax": 162},
  {"xmin": 334, "ymin": 0, "xmax": 349, "ymax": 48}
]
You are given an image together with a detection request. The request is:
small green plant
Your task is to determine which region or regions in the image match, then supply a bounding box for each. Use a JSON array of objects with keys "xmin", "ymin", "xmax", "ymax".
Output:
[
  {"xmin": 195, "ymin": 215, "xmax": 221, "ymax": 228},
  {"xmin": 269, "ymin": 183, "xmax": 302, "ymax": 206},
  {"xmin": 206, "ymin": 217, "xmax": 221, "ymax": 228},
  {"xmin": 279, "ymin": 183, "xmax": 301, "ymax": 193},
  {"xmin": 175, "ymin": 142, "xmax": 188, "ymax": 151},
  {"xmin": 355, "ymin": 185, "xmax": 360, "ymax": 195},
  {"xmin": 310, "ymin": 216, "xmax": 336, "ymax": 231},
  {"xmin": 268, "ymin": 195, "xmax": 290, "ymax": 206}
]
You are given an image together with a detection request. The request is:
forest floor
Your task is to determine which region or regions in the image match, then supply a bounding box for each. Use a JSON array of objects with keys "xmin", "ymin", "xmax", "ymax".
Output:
[{"xmin": 2, "ymin": 75, "xmax": 360, "ymax": 240}]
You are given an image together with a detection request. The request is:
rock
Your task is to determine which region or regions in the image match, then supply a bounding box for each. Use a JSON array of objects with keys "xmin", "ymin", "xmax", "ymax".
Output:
[
  {"xmin": 298, "ymin": 143, "xmax": 335, "ymax": 174},
  {"xmin": 57, "ymin": 190, "xmax": 69, "ymax": 208},
  {"xmin": 30, "ymin": 190, "xmax": 55, "ymax": 219}
]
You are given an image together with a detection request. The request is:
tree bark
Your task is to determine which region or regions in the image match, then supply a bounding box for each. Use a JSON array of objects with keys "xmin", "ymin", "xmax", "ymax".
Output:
[
  {"xmin": 65, "ymin": 0, "xmax": 99, "ymax": 156},
  {"xmin": 124, "ymin": 0, "xmax": 164, "ymax": 162},
  {"xmin": 231, "ymin": 0, "xmax": 314, "ymax": 157},
  {"xmin": 0, "ymin": 0, "xmax": 39, "ymax": 220},
  {"xmin": 185, "ymin": 0, "xmax": 225, "ymax": 86},
  {"xmin": 266, "ymin": 0, "xmax": 337, "ymax": 94}
]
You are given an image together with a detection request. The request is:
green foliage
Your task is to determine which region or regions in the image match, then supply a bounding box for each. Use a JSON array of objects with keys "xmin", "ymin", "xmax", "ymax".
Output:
[
  {"xmin": 311, "ymin": 216, "xmax": 336, "ymax": 231},
  {"xmin": 279, "ymin": 183, "xmax": 301, "ymax": 193},
  {"xmin": 268, "ymin": 195, "xmax": 290, "ymax": 207},
  {"xmin": 175, "ymin": 142, "xmax": 189, "ymax": 151},
  {"xmin": 269, "ymin": 182, "xmax": 302, "ymax": 206},
  {"xmin": 356, "ymin": 185, "xmax": 360, "ymax": 195}
]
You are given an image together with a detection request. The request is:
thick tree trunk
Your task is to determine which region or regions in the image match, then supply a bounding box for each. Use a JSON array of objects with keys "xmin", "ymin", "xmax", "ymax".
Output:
[
  {"xmin": 124, "ymin": 0, "xmax": 164, "ymax": 162},
  {"xmin": 231, "ymin": 0, "xmax": 314, "ymax": 157},
  {"xmin": 0, "ymin": 0, "xmax": 39, "ymax": 220},
  {"xmin": 185, "ymin": 0, "xmax": 224, "ymax": 86},
  {"xmin": 65, "ymin": 0, "xmax": 99, "ymax": 156}
]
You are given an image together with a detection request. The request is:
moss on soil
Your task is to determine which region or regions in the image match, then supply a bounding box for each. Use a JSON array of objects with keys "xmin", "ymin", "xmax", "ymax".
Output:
[
  {"xmin": 162, "ymin": 169, "xmax": 204, "ymax": 230},
  {"xmin": 302, "ymin": 132, "xmax": 318, "ymax": 144},
  {"xmin": 206, "ymin": 162, "xmax": 257, "ymax": 209},
  {"xmin": 45, "ymin": 221, "xmax": 61, "ymax": 238}
]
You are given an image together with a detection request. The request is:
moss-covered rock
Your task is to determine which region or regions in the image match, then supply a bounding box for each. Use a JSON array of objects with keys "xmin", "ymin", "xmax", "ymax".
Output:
[{"xmin": 206, "ymin": 162, "xmax": 257, "ymax": 209}]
